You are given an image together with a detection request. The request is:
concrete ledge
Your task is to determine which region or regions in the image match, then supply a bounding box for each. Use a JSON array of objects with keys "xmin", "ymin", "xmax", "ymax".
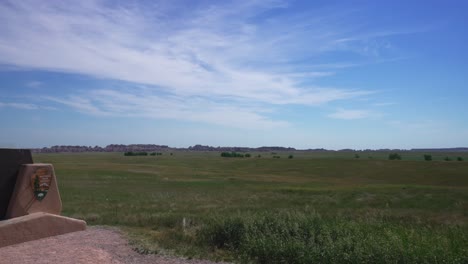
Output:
[{"xmin": 0, "ymin": 212, "xmax": 86, "ymax": 247}]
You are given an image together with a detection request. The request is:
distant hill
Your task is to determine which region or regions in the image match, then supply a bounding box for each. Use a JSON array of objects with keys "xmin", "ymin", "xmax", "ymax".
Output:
[
  {"xmin": 32, "ymin": 144, "xmax": 298, "ymax": 153},
  {"xmin": 410, "ymin": 148, "xmax": 468, "ymax": 152},
  {"xmin": 32, "ymin": 144, "xmax": 170, "ymax": 153},
  {"xmin": 29, "ymin": 145, "xmax": 468, "ymax": 153}
]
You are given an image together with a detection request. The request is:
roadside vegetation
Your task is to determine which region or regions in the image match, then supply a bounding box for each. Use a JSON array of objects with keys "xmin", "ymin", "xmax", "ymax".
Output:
[{"xmin": 34, "ymin": 151, "xmax": 468, "ymax": 263}]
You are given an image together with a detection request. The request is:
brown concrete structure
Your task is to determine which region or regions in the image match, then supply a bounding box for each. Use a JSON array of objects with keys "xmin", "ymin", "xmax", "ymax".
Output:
[
  {"xmin": 0, "ymin": 212, "xmax": 86, "ymax": 247},
  {"xmin": 0, "ymin": 149, "xmax": 86, "ymax": 247},
  {"xmin": 6, "ymin": 164, "xmax": 62, "ymax": 218},
  {"xmin": 0, "ymin": 149, "xmax": 33, "ymax": 220}
]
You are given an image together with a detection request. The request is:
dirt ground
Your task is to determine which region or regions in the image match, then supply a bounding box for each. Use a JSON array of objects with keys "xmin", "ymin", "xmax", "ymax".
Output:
[{"xmin": 0, "ymin": 227, "xmax": 226, "ymax": 264}]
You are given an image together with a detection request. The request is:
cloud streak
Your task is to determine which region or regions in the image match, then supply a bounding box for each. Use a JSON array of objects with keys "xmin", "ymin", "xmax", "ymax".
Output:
[
  {"xmin": 44, "ymin": 90, "xmax": 288, "ymax": 129},
  {"xmin": 328, "ymin": 109, "xmax": 376, "ymax": 120},
  {"xmin": 0, "ymin": 102, "xmax": 56, "ymax": 111},
  {"xmin": 0, "ymin": 0, "xmax": 400, "ymax": 127}
]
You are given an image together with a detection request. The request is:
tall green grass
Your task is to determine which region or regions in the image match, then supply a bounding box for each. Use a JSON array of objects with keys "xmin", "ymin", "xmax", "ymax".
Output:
[{"xmin": 198, "ymin": 211, "xmax": 467, "ymax": 263}]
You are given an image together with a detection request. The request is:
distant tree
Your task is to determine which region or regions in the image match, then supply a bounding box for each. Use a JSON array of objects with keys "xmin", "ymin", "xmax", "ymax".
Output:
[
  {"xmin": 457, "ymin": 157, "xmax": 463, "ymax": 161},
  {"xmin": 388, "ymin": 153, "xmax": 402, "ymax": 160},
  {"xmin": 221, "ymin": 152, "xmax": 244, "ymax": 158},
  {"xmin": 444, "ymin": 156, "xmax": 451, "ymax": 161},
  {"xmin": 288, "ymin": 155, "xmax": 294, "ymax": 159},
  {"xmin": 150, "ymin": 152, "xmax": 156, "ymax": 156},
  {"xmin": 124, "ymin": 151, "xmax": 148, "ymax": 156},
  {"xmin": 170, "ymin": 153, "xmax": 173, "ymax": 156},
  {"xmin": 245, "ymin": 153, "xmax": 251, "ymax": 158},
  {"xmin": 354, "ymin": 154, "xmax": 360, "ymax": 159},
  {"xmin": 257, "ymin": 154, "xmax": 262, "ymax": 158},
  {"xmin": 423, "ymin": 154, "xmax": 432, "ymax": 161}
]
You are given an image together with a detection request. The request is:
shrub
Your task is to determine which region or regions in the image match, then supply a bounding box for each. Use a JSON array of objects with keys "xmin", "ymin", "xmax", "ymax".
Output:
[
  {"xmin": 198, "ymin": 217, "xmax": 246, "ymax": 250},
  {"xmin": 124, "ymin": 151, "xmax": 148, "ymax": 156},
  {"xmin": 221, "ymin": 152, "xmax": 244, "ymax": 158},
  {"xmin": 457, "ymin": 157, "xmax": 463, "ymax": 161},
  {"xmin": 245, "ymin": 153, "xmax": 251, "ymax": 158},
  {"xmin": 354, "ymin": 154, "xmax": 360, "ymax": 159},
  {"xmin": 288, "ymin": 155, "xmax": 294, "ymax": 159},
  {"xmin": 444, "ymin": 157, "xmax": 451, "ymax": 161},
  {"xmin": 150, "ymin": 152, "xmax": 156, "ymax": 156},
  {"xmin": 388, "ymin": 153, "xmax": 401, "ymax": 160},
  {"xmin": 423, "ymin": 154, "xmax": 432, "ymax": 161},
  {"xmin": 257, "ymin": 154, "xmax": 262, "ymax": 158}
]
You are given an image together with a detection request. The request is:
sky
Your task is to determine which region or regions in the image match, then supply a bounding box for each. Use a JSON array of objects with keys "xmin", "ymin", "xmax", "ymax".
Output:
[{"xmin": 0, "ymin": 0, "xmax": 467, "ymax": 149}]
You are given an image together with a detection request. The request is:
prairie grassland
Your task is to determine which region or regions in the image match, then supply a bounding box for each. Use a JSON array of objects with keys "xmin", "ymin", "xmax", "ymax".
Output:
[{"xmin": 34, "ymin": 151, "xmax": 468, "ymax": 263}]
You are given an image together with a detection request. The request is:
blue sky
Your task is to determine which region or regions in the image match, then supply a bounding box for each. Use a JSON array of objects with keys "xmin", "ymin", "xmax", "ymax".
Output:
[{"xmin": 1, "ymin": 0, "xmax": 467, "ymax": 149}]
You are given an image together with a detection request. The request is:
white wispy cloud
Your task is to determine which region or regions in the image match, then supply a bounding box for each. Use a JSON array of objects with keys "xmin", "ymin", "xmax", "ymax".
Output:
[
  {"xmin": 0, "ymin": 0, "xmax": 401, "ymax": 127},
  {"xmin": 44, "ymin": 90, "xmax": 288, "ymax": 129},
  {"xmin": 373, "ymin": 102, "xmax": 397, "ymax": 107},
  {"xmin": 25, "ymin": 81, "xmax": 42, "ymax": 88},
  {"xmin": 328, "ymin": 109, "xmax": 376, "ymax": 120},
  {"xmin": 0, "ymin": 102, "xmax": 56, "ymax": 110},
  {"xmin": 0, "ymin": 102, "xmax": 37, "ymax": 110}
]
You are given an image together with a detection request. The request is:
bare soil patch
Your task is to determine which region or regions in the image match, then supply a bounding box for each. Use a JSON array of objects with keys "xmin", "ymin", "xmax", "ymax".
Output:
[{"xmin": 0, "ymin": 227, "xmax": 225, "ymax": 264}]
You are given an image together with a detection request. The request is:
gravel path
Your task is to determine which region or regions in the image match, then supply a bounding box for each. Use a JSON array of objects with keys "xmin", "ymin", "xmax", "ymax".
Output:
[{"xmin": 0, "ymin": 227, "xmax": 226, "ymax": 264}]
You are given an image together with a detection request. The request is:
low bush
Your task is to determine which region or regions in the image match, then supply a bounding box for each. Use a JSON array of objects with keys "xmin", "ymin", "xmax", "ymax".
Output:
[
  {"xmin": 388, "ymin": 153, "xmax": 402, "ymax": 160},
  {"xmin": 221, "ymin": 152, "xmax": 245, "ymax": 158},
  {"xmin": 423, "ymin": 154, "xmax": 432, "ymax": 161},
  {"xmin": 124, "ymin": 151, "xmax": 148, "ymax": 156}
]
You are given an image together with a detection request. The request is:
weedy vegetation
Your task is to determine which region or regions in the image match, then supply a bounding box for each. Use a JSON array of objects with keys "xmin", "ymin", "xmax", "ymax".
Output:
[{"xmin": 34, "ymin": 151, "xmax": 468, "ymax": 263}]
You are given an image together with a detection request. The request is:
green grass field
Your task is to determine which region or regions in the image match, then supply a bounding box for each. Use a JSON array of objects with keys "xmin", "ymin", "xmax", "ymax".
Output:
[{"xmin": 34, "ymin": 151, "xmax": 468, "ymax": 263}]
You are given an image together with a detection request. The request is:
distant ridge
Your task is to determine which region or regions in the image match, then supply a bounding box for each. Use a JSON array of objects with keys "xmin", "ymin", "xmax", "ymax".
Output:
[
  {"xmin": 29, "ymin": 144, "xmax": 468, "ymax": 153},
  {"xmin": 410, "ymin": 148, "xmax": 468, "ymax": 152},
  {"xmin": 31, "ymin": 144, "xmax": 297, "ymax": 153}
]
